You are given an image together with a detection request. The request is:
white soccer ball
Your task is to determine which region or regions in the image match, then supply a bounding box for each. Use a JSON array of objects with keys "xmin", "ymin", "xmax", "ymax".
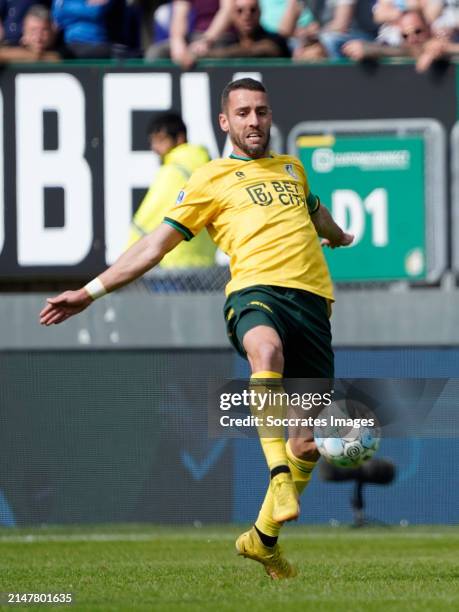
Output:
[{"xmin": 314, "ymin": 403, "xmax": 381, "ymax": 468}]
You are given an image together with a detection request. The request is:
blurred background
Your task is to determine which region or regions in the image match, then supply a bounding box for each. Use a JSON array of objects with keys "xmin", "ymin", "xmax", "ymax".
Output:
[{"xmin": 1, "ymin": 0, "xmax": 459, "ymax": 528}]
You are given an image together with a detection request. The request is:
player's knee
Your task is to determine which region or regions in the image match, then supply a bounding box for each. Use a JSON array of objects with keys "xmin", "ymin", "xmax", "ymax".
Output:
[
  {"xmin": 243, "ymin": 325, "xmax": 284, "ymax": 373},
  {"xmin": 249, "ymin": 340, "xmax": 284, "ymax": 373},
  {"xmin": 289, "ymin": 437, "xmax": 320, "ymax": 462}
]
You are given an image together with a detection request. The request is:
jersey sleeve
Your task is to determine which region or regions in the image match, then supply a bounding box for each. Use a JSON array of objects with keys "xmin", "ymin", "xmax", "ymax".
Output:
[
  {"xmin": 163, "ymin": 169, "xmax": 218, "ymax": 241},
  {"xmin": 296, "ymin": 158, "xmax": 320, "ymax": 214}
]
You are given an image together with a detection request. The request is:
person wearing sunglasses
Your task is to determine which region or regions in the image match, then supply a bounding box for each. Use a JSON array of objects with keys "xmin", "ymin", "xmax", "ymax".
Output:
[
  {"xmin": 205, "ymin": 0, "xmax": 291, "ymax": 57},
  {"xmin": 342, "ymin": 9, "xmax": 437, "ymax": 64}
]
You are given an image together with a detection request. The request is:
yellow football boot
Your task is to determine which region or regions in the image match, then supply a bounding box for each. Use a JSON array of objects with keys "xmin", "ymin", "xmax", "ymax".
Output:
[{"xmin": 235, "ymin": 527, "xmax": 297, "ymax": 579}]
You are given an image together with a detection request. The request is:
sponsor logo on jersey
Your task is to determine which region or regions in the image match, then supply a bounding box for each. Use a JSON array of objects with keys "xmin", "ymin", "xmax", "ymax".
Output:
[
  {"xmin": 284, "ymin": 163, "xmax": 299, "ymax": 180},
  {"xmin": 246, "ymin": 181, "xmax": 306, "ymax": 207},
  {"xmin": 176, "ymin": 190, "xmax": 185, "ymax": 204}
]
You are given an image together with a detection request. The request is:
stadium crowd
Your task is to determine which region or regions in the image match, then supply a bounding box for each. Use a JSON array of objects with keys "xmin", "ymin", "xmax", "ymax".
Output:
[{"xmin": 0, "ymin": 0, "xmax": 458, "ymax": 69}]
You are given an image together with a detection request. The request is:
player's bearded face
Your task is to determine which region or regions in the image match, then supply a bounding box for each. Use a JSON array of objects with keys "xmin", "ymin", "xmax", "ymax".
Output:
[
  {"xmin": 221, "ymin": 89, "xmax": 272, "ymax": 159},
  {"xmin": 229, "ymin": 119, "xmax": 271, "ymax": 158}
]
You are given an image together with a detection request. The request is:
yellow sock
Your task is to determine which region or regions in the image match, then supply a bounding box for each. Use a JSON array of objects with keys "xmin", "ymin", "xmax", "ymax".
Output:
[
  {"xmin": 250, "ymin": 371, "xmax": 288, "ymax": 471},
  {"xmin": 255, "ymin": 440, "xmax": 318, "ymax": 538},
  {"xmin": 285, "ymin": 440, "xmax": 317, "ymax": 496}
]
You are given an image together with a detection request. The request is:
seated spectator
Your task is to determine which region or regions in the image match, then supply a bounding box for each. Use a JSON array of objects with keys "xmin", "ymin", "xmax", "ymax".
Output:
[
  {"xmin": 424, "ymin": 0, "xmax": 459, "ymax": 39},
  {"xmin": 258, "ymin": 0, "xmax": 316, "ymax": 40},
  {"xmin": 342, "ymin": 9, "xmax": 432, "ymax": 60},
  {"xmin": 0, "ymin": 4, "xmax": 60, "ymax": 61},
  {"xmin": 396, "ymin": 6, "xmax": 431, "ymax": 44},
  {"xmin": 151, "ymin": 1, "xmax": 172, "ymax": 43},
  {"xmin": 146, "ymin": 0, "xmax": 233, "ymax": 68},
  {"xmin": 293, "ymin": 33, "xmax": 328, "ymax": 59},
  {"xmin": 0, "ymin": 0, "xmax": 49, "ymax": 45},
  {"xmin": 134, "ymin": 0, "xmax": 168, "ymax": 52},
  {"xmin": 294, "ymin": 0, "xmax": 377, "ymax": 60},
  {"xmin": 52, "ymin": 0, "xmax": 127, "ymax": 58},
  {"xmin": 205, "ymin": 0, "xmax": 290, "ymax": 58},
  {"xmin": 373, "ymin": 0, "xmax": 425, "ymax": 45}
]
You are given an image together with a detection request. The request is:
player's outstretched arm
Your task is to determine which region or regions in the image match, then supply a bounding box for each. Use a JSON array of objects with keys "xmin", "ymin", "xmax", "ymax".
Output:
[
  {"xmin": 39, "ymin": 223, "xmax": 184, "ymax": 326},
  {"xmin": 311, "ymin": 204, "xmax": 354, "ymax": 249}
]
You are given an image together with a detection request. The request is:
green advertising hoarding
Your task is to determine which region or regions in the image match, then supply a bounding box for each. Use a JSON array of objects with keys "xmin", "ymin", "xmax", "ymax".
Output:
[{"xmin": 291, "ymin": 120, "xmax": 446, "ymax": 283}]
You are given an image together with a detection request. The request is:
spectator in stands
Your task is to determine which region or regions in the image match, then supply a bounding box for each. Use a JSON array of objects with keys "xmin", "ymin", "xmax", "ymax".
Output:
[
  {"xmin": 126, "ymin": 112, "xmax": 216, "ymax": 270},
  {"xmin": 416, "ymin": 32, "xmax": 459, "ymax": 68},
  {"xmin": 373, "ymin": 0, "xmax": 415, "ymax": 45},
  {"xmin": 149, "ymin": 1, "xmax": 171, "ymax": 44},
  {"xmin": 342, "ymin": 9, "xmax": 433, "ymax": 62},
  {"xmin": 0, "ymin": 4, "xmax": 61, "ymax": 61},
  {"xmin": 397, "ymin": 7, "xmax": 431, "ymax": 43},
  {"xmin": 372, "ymin": 0, "xmax": 437, "ymax": 46},
  {"xmin": 373, "ymin": 0, "xmax": 411, "ymax": 25},
  {"xmin": 134, "ymin": 0, "xmax": 166, "ymax": 52},
  {"xmin": 146, "ymin": 0, "xmax": 233, "ymax": 68},
  {"xmin": 0, "ymin": 0, "xmax": 47, "ymax": 45},
  {"xmin": 293, "ymin": 0, "xmax": 377, "ymax": 60},
  {"xmin": 424, "ymin": 0, "xmax": 459, "ymax": 39},
  {"xmin": 52, "ymin": 0, "xmax": 127, "ymax": 58},
  {"xmin": 205, "ymin": 0, "xmax": 291, "ymax": 58},
  {"xmin": 258, "ymin": 0, "xmax": 316, "ymax": 41}
]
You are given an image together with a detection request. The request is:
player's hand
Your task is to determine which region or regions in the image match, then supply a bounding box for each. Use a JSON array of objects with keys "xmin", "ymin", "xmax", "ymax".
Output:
[
  {"xmin": 39, "ymin": 289, "xmax": 93, "ymax": 326},
  {"xmin": 321, "ymin": 232, "xmax": 354, "ymax": 249}
]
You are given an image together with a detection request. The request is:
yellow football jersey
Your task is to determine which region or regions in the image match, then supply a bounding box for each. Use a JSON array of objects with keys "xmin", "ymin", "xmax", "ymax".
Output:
[{"xmin": 164, "ymin": 153, "xmax": 334, "ymax": 299}]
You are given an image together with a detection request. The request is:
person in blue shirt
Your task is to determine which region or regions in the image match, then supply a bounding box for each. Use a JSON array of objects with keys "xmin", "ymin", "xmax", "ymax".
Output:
[{"xmin": 52, "ymin": 0, "xmax": 127, "ymax": 57}]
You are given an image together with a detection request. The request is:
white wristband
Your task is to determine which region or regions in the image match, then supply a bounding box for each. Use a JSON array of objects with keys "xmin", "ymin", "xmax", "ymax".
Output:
[{"xmin": 84, "ymin": 277, "xmax": 107, "ymax": 300}]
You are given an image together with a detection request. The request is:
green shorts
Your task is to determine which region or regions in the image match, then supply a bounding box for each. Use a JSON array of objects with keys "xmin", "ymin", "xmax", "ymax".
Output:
[{"xmin": 224, "ymin": 285, "xmax": 334, "ymax": 378}]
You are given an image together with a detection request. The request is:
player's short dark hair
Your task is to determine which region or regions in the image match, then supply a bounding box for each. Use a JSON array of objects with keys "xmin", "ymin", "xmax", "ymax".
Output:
[
  {"xmin": 221, "ymin": 78, "xmax": 267, "ymax": 112},
  {"xmin": 147, "ymin": 112, "xmax": 187, "ymax": 140}
]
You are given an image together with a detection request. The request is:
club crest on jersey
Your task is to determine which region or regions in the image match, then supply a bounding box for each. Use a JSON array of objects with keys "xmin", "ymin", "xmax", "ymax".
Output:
[
  {"xmin": 176, "ymin": 190, "xmax": 185, "ymax": 204},
  {"xmin": 284, "ymin": 164, "xmax": 299, "ymax": 180},
  {"xmin": 246, "ymin": 183, "xmax": 274, "ymax": 206}
]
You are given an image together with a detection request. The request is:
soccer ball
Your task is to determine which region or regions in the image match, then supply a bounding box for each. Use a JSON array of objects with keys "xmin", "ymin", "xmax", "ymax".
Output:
[
  {"xmin": 314, "ymin": 402, "xmax": 380, "ymax": 468},
  {"xmin": 314, "ymin": 426, "xmax": 380, "ymax": 468}
]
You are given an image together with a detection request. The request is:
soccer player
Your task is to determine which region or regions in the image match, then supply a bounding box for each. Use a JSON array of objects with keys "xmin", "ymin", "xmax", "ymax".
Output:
[
  {"xmin": 40, "ymin": 78, "xmax": 353, "ymax": 579},
  {"xmin": 125, "ymin": 111, "xmax": 216, "ymax": 269}
]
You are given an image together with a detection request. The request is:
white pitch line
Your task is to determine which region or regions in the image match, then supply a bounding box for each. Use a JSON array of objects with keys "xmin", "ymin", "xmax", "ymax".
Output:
[
  {"xmin": 0, "ymin": 531, "xmax": 458, "ymax": 544},
  {"xmin": 0, "ymin": 533, "xmax": 154, "ymax": 543}
]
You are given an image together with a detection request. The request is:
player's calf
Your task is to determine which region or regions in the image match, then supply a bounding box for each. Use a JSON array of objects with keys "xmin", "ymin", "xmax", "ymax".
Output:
[
  {"xmin": 288, "ymin": 435, "xmax": 320, "ymax": 462},
  {"xmin": 271, "ymin": 472, "xmax": 300, "ymax": 523}
]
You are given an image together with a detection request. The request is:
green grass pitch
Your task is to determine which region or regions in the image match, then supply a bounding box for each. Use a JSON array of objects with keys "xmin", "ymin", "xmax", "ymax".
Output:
[{"xmin": 1, "ymin": 525, "xmax": 458, "ymax": 611}]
